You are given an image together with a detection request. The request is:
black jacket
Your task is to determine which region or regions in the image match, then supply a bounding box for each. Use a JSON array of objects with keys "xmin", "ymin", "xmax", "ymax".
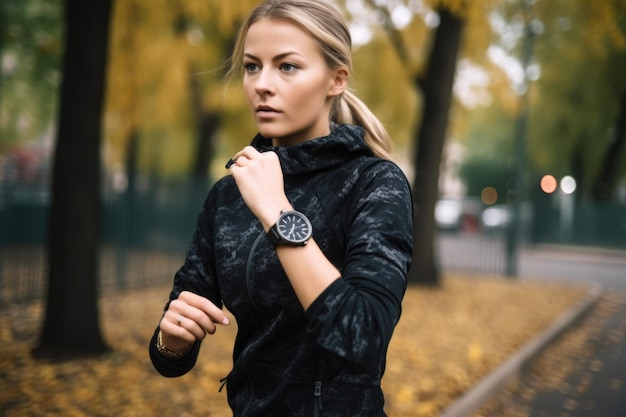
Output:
[{"xmin": 149, "ymin": 124, "xmax": 413, "ymax": 416}]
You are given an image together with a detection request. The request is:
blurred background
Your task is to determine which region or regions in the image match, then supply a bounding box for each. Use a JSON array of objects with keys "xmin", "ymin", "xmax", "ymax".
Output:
[{"xmin": 0, "ymin": 0, "xmax": 625, "ymax": 303}]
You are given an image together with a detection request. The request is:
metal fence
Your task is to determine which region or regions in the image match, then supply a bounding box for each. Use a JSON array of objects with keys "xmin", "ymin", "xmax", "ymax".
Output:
[
  {"xmin": 0, "ymin": 178, "xmax": 207, "ymax": 305},
  {"xmin": 1, "ymin": 179, "xmax": 625, "ymax": 306}
]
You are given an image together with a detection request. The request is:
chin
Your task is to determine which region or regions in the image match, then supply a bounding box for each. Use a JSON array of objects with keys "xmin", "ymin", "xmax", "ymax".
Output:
[{"xmin": 257, "ymin": 127, "xmax": 288, "ymax": 140}]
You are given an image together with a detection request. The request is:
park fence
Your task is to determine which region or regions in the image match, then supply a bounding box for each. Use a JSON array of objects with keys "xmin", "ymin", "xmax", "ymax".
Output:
[
  {"xmin": 0, "ymin": 177, "xmax": 206, "ymax": 305},
  {"xmin": 1, "ymin": 179, "xmax": 625, "ymax": 306}
]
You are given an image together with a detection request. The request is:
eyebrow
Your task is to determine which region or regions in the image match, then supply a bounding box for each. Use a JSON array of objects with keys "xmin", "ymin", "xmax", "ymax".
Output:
[{"xmin": 243, "ymin": 51, "xmax": 304, "ymax": 62}]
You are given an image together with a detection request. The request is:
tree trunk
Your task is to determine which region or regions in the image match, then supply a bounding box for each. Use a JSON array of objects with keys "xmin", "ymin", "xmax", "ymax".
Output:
[
  {"xmin": 592, "ymin": 90, "xmax": 626, "ymax": 202},
  {"xmin": 408, "ymin": 8, "xmax": 463, "ymax": 286},
  {"xmin": 33, "ymin": 0, "xmax": 112, "ymax": 359},
  {"xmin": 189, "ymin": 68, "xmax": 219, "ymax": 183},
  {"xmin": 171, "ymin": 4, "xmax": 220, "ymax": 185}
]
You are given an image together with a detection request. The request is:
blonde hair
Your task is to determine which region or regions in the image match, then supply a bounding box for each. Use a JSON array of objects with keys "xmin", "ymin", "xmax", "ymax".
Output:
[{"xmin": 227, "ymin": 0, "xmax": 393, "ymax": 160}]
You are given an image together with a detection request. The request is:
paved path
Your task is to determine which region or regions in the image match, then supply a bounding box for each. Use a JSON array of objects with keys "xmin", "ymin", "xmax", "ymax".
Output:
[
  {"xmin": 519, "ymin": 245, "xmax": 626, "ymax": 291},
  {"xmin": 475, "ymin": 291, "xmax": 626, "ymax": 417}
]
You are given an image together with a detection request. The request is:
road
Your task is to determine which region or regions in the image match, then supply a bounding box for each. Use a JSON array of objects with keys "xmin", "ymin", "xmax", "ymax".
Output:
[
  {"xmin": 519, "ymin": 245, "xmax": 626, "ymax": 290},
  {"xmin": 437, "ymin": 233, "xmax": 626, "ymax": 290}
]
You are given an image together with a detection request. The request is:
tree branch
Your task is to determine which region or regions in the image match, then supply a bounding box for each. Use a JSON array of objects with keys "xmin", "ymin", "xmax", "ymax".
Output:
[{"xmin": 362, "ymin": 0, "xmax": 411, "ymax": 69}]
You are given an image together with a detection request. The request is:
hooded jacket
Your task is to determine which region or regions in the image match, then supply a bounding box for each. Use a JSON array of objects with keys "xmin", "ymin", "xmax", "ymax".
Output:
[{"xmin": 149, "ymin": 124, "xmax": 414, "ymax": 416}]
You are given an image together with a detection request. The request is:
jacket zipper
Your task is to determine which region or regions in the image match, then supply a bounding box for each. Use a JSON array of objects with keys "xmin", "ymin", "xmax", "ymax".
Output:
[{"xmin": 314, "ymin": 381, "xmax": 323, "ymax": 416}]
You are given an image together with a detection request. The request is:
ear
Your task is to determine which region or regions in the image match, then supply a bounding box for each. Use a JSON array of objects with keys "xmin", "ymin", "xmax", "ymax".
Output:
[{"xmin": 328, "ymin": 67, "xmax": 349, "ymax": 97}]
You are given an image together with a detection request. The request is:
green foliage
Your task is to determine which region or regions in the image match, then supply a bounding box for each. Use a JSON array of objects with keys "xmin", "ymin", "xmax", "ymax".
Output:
[
  {"xmin": 460, "ymin": 158, "xmax": 511, "ymax": 201},
  {"xmin": 0, "ymin": 0, "xmax": 62, "ymax": 151},
  {"xmin": 528, "ymin": 0, "xmax": 626, "ymax": 199},
  {"xmin": 457, "ymin": 103, "xmax": 514, "ymax": 200},
  {"xmin": 457, "ymin": 0, "xmax": 626, "ymax": 202}
]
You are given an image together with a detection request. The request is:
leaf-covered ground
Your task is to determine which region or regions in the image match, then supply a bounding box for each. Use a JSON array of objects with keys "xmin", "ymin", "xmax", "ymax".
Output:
[{"xmin": 0, "ymin": 275, "xmax": 587, "ymax": 417}]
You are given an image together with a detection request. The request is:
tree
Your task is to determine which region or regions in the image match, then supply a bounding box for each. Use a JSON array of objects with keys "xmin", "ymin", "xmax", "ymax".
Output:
[
  {"xmin": 585, "ymin": 3, "xmax": 626, "ymax": 202},
  {"xmin": 360, "ymin": 0, "xmax": 495, "ymax": 285},
  {"xmin": 409, "ymin": 8, "xmax": 464, "ymax": 285},
  {"xmin": 0, "ymin": 0, "xmax": 63, "ymax": 151},
  {"xmin": 527, "ymin": 0, "xmax": 626, "ymax": 201},
  {"xmin": 104, "ymin": 0, "xmax": 259, "ymax": 179},
  {"xmin": 592, "ymin": 91, "xmax": 626, "ymax": 201},
  {"xmin": 33, "ymin": 0, "xmax": 112, "ymax": 359},
  {"xmin": 456, "ymin": 0, "xmax": 626, "ymax": 204}
]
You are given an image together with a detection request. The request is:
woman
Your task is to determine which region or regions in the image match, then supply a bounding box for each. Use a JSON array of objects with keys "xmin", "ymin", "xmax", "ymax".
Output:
[{"xmin": 149, "ymin": 1, "xmax": 413, "ymax": 415}]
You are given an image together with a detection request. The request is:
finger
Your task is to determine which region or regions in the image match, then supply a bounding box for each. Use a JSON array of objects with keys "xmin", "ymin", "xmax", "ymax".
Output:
[
  {"xmin": 159, "ymin": 317, "xmax": 198, "ymax": 346},
  {"xmin": 231, "ymin": 146, "xmax": 261, "ymax": 165},
  {"xmin": 175, "ymin": 304, "xmax": 219, "ymax": 336},
  {"xmin": 162, "ymin": 305, "xmax": 208, "ymax": 341},
  {"xmin": 228, "ymin": 155, "xmax": 249, "ymax": 170},
  {"xmin": 179, "ymin": 291, "xmax": 230, "ymax": 326},
  {"xmin": 236, "ymin": 146, "xmax": 260, "ymax": 159}
]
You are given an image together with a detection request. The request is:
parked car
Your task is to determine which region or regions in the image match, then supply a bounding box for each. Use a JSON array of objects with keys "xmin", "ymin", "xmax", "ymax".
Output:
[
  {"xmin": 435, "ymin": 199, "xmax": 463, "ymax": 232},
  {"xmin": 481, "ymin": 204, "xmax": 511, "ymax": 230}
]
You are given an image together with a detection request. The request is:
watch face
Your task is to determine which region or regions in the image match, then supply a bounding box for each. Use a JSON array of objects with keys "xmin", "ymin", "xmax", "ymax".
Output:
[{"xmin": 277, "ymin": 211, "xmax": 311, "ymax": 244}]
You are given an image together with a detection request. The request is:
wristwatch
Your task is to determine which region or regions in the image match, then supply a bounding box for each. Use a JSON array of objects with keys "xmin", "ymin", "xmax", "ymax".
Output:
[{"xmin": 266, "ymin": 210, "xmax": 312, "ymax": 246}]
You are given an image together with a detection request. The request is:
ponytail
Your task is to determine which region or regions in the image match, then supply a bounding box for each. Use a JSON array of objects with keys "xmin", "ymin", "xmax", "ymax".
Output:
[{"xmin": 332, "ymin": 90, "xmax": 394, "ymax": 161}]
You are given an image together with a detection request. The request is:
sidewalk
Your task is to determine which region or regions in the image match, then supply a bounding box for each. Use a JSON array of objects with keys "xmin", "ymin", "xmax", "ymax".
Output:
[
  {"xmin": 438, "ymin": 283, "xmax": 626, "ymax": 417},
  {"xmin": 518, "ymin": 291, "xmax": 626, "ymax": 416}
]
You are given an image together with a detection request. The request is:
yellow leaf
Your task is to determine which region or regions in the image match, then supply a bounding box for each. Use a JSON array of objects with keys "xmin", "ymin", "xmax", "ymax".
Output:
[{"xmin": 467, "ymin": 342, "xmax": 483, "ymax": 364}]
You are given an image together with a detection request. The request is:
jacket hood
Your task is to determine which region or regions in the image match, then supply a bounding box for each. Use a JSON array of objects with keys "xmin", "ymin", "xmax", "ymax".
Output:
[{"xmin": 250, "ymin": 124, "xmax": 374, "ymax": 176}]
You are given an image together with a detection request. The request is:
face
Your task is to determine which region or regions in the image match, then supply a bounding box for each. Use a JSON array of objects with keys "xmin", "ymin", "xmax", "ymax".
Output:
[{"xmin": 243, "ymin": 18, "xmax": 347, "ymax": 146}]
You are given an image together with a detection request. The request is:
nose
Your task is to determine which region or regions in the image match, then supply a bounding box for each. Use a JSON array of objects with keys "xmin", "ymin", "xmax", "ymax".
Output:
[{"xmin": 253, "ymin": 68, "xmax": 275, "ymax": 96}]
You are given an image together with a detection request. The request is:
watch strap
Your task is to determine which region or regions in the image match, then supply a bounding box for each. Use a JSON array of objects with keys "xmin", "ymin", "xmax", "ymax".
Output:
[{"xmin": 266, "ymin": 224, "xmax": 283, "ymax": 246}]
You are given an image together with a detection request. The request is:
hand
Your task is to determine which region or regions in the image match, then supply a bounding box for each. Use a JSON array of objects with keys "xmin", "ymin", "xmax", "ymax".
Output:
[
  {"xmin": 159, "ymin": 291, "xmax": 230, "ymax": 352},
  {"xmin": 229, "ymin": 146, "xmax": 292, "ymax": 229}
]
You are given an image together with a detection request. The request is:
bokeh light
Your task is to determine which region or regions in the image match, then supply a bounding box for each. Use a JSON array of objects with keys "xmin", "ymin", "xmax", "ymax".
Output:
[
  {"xmin": 540, "ymin": 174, "xmax": 558, "ymax": 194},
  {"xmin": 560, "ymin": 175, "xmax": 577, "ymax": 194},
  {"xmin": 481, "ymin": 186, "xmax": 499, "ymax": 205}
]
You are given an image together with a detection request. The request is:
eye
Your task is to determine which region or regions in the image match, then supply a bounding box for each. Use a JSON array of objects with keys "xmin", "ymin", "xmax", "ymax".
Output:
[
  {"xmin": 280, "ymin": 63, "xmax": 299, "ymax": 72},
  {"xmin": 243, "ymin": 62, "xmax": 260, "ymax": 73}
]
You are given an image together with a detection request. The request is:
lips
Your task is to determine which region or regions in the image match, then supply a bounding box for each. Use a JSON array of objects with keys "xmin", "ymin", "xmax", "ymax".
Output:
[{"xmin": 255, "ymin": 105, "xmax": 280, "ymax": 113}]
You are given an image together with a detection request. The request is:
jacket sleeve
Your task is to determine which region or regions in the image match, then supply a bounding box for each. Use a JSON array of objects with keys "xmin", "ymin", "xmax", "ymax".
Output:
[
  {"xmin": 149, "ymin": 328, "xmax": 202, "ymax": 377},
  {"xmin": 148, "ymin": 182, "xmax": 225, "ymax": 377},
  {"xmin": 305, "ymin": 161, "xmax": 413, "ymax": 367}
]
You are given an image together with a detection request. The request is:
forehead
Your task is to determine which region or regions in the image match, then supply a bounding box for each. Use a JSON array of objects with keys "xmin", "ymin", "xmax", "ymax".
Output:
[{"xmin": 244, "ymin": 18, "xmax": 320, "ymax": 57}]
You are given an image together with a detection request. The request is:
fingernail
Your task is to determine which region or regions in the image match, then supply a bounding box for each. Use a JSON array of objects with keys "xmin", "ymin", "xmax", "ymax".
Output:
[{"xmin": 222, "ymin": 317, "xmax": 230, "ymax": 325}]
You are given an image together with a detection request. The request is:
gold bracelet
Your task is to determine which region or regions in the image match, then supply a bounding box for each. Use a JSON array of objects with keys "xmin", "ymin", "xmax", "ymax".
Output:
[{"xmin": 156, "ymin": 330, "xmax": 193, "ymax": 359}]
